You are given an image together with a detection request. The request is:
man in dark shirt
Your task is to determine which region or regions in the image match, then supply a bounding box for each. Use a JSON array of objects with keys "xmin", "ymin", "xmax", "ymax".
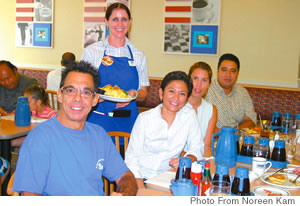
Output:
[{"xmin": 0, "ymin": 60, "xmax": 39, "ymax": 115}]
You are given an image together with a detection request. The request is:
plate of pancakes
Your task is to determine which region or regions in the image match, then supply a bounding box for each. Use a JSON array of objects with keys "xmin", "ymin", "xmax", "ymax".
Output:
[
  {"xmin": 98, "ymin": 85, "xmax": 137, "ymax": 103},
  {"xmin": 260, "ymin": 172, "xmax": 300, "ymax": 189}
]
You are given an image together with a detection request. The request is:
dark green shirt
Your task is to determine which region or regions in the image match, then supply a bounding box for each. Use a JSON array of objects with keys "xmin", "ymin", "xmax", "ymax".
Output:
[{"xmin": 0, "ymin": 74, "xmax": 38, "ymax": 113}]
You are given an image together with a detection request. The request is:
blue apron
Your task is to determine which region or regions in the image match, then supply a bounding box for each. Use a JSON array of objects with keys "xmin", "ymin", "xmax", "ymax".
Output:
[{"xmin": 88, "ymin": 45, "xmax": 139, "ymax": 134}]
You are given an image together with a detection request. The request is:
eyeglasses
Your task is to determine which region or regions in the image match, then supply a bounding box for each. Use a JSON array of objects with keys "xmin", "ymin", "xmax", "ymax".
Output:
[{"xmin": 61, "ymin": 86, "xmax": 96, "ymax": 98}]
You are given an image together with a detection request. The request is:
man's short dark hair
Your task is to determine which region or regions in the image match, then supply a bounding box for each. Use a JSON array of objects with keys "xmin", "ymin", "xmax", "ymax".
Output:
[
  {"xmin": 160, "ymin": 71, "xmax": 193, "ymax": 98},
  {"xmin": 218, "ymin": 53, "xmax": 240, "ymax": 71},
  {"xmin": 0, "ymin": 60, "xmax": 18, "ymax": 73},
  {"xmin": 61, "ymin": 52, "xmax": 76, "ymax": 67},
  {"xmin": 60, "ymin": 61, "xmax": 99, "ymax": 91}
]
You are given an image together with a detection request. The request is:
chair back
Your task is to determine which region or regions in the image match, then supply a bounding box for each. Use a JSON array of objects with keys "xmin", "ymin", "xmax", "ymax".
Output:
[
  {"xmin": 46, "ymin": 90, "xmax": 60, "ymax": 111},
  {"xmin": 103, "ymin": 131, "xmax": 131, "ymax": 195},
  {"xmin": 107, "ymin": 131, "xmax": 130, "ymax": 157}
]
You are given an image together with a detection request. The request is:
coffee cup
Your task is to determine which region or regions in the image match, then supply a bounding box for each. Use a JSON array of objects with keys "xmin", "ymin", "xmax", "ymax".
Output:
[
  {"xmin": 252, "ymin": 157, "xmax": 272, "ymax": 176},
  {"xmin": 39, "ymin": 7, "xmax": 52, "ymax": 21},
  {"xmin": 192, "ymin": 0, "xmax": 212, "ymax": 21}
]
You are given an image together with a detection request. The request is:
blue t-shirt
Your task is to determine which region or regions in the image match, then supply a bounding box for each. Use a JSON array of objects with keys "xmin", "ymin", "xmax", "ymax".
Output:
[{"xmin": 13, "ymin": 116, "xmax": 129, "ymax": 196}]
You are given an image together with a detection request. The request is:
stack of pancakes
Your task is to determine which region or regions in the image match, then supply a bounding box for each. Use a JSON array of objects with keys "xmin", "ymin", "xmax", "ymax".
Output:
[{"xmin": 268, "ymin": 174, "xmax": 287, "ymax": 185}]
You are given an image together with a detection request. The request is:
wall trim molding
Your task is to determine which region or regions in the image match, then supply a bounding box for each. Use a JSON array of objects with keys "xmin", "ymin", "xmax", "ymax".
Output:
[{"xmin": 13, "ymin": 62, "xmax": 60, "ymax": 70}]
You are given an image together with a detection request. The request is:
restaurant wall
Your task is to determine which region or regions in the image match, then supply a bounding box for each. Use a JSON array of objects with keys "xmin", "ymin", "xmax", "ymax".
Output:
[
  {"xmin": 0, "ymin": 0, "xmax": 299, "ymax": 88},
  {"xmin": 0, "ymin": 0, "xmax": 84, "ymax": 69}
]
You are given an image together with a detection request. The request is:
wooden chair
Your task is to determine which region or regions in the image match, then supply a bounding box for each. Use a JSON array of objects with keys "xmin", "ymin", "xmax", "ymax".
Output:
[
  {"xmin": 46, "ymin": 90, "xmax": 59, "ymax": 111},
  {"xmin": 7, "ymin": 172, "xmax": 19, "ymax": 196},
  {"xmin": 103, "ymin": 131, "xmax": 131, "ymax": 195}
]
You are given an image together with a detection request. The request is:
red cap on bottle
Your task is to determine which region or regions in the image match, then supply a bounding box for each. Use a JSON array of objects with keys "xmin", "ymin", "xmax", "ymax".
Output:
[{"xmin": 204, "ymin": 162, "xmax": 210, "ymax": 168}]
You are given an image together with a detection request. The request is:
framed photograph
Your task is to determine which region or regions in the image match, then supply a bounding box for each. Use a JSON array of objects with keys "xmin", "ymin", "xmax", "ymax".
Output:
[
  {"xmin": 84, "ymin": 23, "xmax": 106, "ymax": 48},
  {"xmin": 164, "ymin": 0, "xmax": 221, "ymax": 55},
  {"xmin": 34, "ymin": 0, "xmax": 53, "ymax": 22},
  {"xmin": 16, "ymin": 0, "xmax": 54, "ymax": 48},
  {"xmin": 33, "ymin": 23, "xmax": 52, "ymax": 47},
  {"xmin": 15, "ymin": 22, "xmax": 34, "ymax": 47},
  {"xmin": 190, "ymin": 25, "xmax": 218, "ymax": 54},
  {"xmin": 164, "ymin": 24, "xmax": 190, "ymax": 53}
]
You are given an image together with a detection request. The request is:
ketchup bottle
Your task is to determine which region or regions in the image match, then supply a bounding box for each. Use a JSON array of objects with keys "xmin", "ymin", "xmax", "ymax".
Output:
[
  {"xmin": 191, "ymin": 162, "xmax": 202, "ymax": 196},
  {"xmin": 201, "ymin": 163, "xmax": 211, "ymax": 196}
]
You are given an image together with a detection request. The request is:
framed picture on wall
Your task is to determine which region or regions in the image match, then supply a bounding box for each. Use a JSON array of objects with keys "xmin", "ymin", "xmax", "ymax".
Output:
[
  {"xmin": 15, "ymin": 0, "xmax": 54, "ymax": 48},
  {"xmin": 164, "ymin": 0, "xmax": 221, "ymax": 55},
  {"xmin": 33, "ymin": 23, "xmax": 52, "ymax": 47}
]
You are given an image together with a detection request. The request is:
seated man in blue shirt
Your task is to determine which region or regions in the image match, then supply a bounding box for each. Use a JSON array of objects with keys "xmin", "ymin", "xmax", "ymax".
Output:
[{"xmin": 13, "ymin": 61, "xmax": 137, "ymax": 196}]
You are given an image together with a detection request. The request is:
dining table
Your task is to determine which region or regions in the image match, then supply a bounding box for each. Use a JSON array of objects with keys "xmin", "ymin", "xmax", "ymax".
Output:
[
  {"xmin": 0, "ymin": 117, "xmax": 39, "ymax": 160},
  {"xmin": 143, "ymin": 156, "xmax": 300, "ymax": 196}
]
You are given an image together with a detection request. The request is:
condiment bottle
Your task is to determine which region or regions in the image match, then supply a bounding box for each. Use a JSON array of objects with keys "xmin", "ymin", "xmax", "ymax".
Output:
[
  {"xmin": 231, "ymin": 167, "xmax": 250, "ymax": 196},
  {"xmin": 201, "ymin": 163, "xmax": 211, "ymax": 196},
  {"xmin": 197, "ymin": 160, "xmax": 209, "ymax": 181},
  {"xmin": 258, "ymin": 138, "xmax": 270, "ymax": 159},
  {"xmin": 282, "ymin": 113, "xmax": 292, "ymax": 135},
  {"xmin": 294, "ymin": 129, "xmax": 300, "ymax": 161},
  {"xmin": 212, "ymin": 164, "xmax": 230, "ymax": 183},
  {"xmin": 271, "ymin": 112, "xmax": 282, "ymax": 131},
  {"xmin": 175, "ymin": 157, "xmax": 192, "ymax": 180},
  {"xmin": 191, "ymin": 162, "xmax": 202, "ymax": 196},
  {"xmin": 271, "ymin": 140, "xmax": 286, "ymax": 162},
  {"xmin": 240, "ymin": 136, "xmax": 255, "ymax": 156},
  {"xmin": 292, "ymin": 114, "xmax": 300, "ymax": 135}
]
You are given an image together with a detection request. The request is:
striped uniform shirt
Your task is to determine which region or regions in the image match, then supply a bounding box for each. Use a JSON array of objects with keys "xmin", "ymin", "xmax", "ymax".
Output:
[
  {"xmin": 81, "ymin": 38, "xmax": 149, "ymax": 89},
  {"xmin": 205, "ymin": 79, "xmax": 257, "ymax": 129}
]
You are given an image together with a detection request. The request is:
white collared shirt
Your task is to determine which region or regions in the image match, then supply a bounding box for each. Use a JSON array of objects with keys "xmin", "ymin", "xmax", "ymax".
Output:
[
  {"xmin": 81, "ymin": 38, "xmax": 149, "ymax": 89},
  {"xmin": 125, "ymin": 104, "xmax": 203, "ymax": 179}
]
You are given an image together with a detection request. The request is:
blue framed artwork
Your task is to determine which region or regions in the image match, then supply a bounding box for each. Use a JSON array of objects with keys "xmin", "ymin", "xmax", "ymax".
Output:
[
  {"xmin": 164, "ymin": 0, "xmax": 221, "ymax": 55},
  {"xmin": 190, "ymin": 25, "xmax": 218, "ymax": 54},
  {"xmin": 33, "ymin": 23, "xmax": 52, "ymax": 47}
]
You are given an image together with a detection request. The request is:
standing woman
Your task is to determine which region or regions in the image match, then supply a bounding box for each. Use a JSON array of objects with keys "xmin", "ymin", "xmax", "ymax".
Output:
[
  {"xmin": 187, "ymin": 62, "xmax": 217, "ymax": 155},
  {"xmin": 82, "ymin": 3, "xmax": 149, "ymax": 133}
]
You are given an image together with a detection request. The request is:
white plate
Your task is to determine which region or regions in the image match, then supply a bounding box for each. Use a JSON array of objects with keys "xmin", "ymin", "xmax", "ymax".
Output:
[
  {"xmin": 253, "ymin": 186, "xmax": 290, "ymax": 196},
  {"xmin": 99, "ymin": 94, "xmax": 135, "ymax": 103},
  {"xmin": 260, "ymin": 172, "xmax": 300, "ymax": 189}
]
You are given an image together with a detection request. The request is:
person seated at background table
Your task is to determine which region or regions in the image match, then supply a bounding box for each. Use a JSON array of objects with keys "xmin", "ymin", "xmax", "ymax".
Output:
[
  {"xmin": 0, "ymin": 60, "xmax": 39, "ymax": 116},
  {"xmin": 13, "ymin": 61, "xmax": 137, "ymax": 196},
  {"xmin": 125, "ymin": 71, "xmax": 203, "ymax": 189},
  {"xmin": 10, "ymin": 84, "xmax": 57, "ymax": 148},
  {"xmin": 187, "ymin": 62, "xmax": 217, "ymax": 154},
  {"xmin": 47, "ymin": 52, "xmax": 76, "ymax": 91},
  {"xmin": 205, "ymin": 53, "xmax": 256, "ymax": 130}
]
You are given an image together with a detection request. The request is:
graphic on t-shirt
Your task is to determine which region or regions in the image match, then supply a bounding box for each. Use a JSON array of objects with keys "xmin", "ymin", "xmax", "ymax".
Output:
[{"xmin": 96, "ymin": 159, "xmax": 104, "ymax": 170}]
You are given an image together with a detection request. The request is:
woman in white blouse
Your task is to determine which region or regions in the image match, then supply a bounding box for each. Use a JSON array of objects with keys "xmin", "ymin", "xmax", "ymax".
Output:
[
  {"xmin": 187, "ymin": 62, "xmax": 217, "ymax": 155},
  {"xmin": 125, "ymin": 71, "xmax": 203, "ymax": 188}
]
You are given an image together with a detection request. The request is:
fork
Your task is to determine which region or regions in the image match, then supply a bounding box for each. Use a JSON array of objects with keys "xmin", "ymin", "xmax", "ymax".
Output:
[
  {"xmin": 290, "ymin": 174, "xmax": 300, "ymax": 184},
  {"xmin": 265, "ymin": 168, "xmax": 284, "ymax": 181}
]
